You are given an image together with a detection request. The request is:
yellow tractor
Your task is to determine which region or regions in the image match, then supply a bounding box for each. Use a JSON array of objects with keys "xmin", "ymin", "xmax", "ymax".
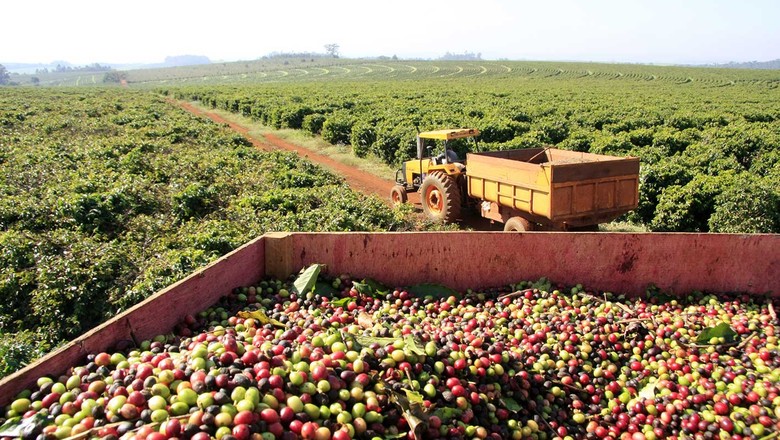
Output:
[
  {"xmin": 392, "ymin": 128, "xmax": 641, "ymax": 230},
  {"xmin": 391, "ymin": 128, "xmax": 479, "ymax": 223}
]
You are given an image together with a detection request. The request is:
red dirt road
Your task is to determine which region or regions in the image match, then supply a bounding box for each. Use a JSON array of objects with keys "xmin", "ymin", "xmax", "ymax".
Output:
[{"xmin": 175, "ymin": 100, "xmax": 400, "ymax": 202}]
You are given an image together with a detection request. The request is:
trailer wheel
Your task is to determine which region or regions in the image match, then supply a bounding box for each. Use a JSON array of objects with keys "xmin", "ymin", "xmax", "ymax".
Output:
[
  {"xmin": 390, "ymin": 185, "xmax": 408, "ymax": 206},
  {"xmin": 421, "ymin": 171, "xmax": 461, "ymax": 223},
  {"xmin": 504, "ymin": 217, "xmax": 534, "ymax": 232}
]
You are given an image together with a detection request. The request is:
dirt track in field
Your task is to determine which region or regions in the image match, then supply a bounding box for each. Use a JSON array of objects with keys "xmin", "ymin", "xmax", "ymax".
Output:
[{"xmin": 175, "ymin": 100, "xmax": 406, "ymax": 204}]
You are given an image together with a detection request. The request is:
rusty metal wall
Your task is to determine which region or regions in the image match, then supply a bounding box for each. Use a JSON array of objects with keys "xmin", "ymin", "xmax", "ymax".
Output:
[{"xmin": 269, "ymin": 232, "xmax": 778, "ymax": 297}]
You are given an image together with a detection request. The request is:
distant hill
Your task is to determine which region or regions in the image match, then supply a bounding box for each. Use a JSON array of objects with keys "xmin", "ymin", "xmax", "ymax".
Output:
[
  {"xmin": 160, "ymin": 55, "xmax": 211, "ymax": 67},
  {"xmin": 105, "ymin": 55, "xmax": 212, "ymax": 70},
  {"xmin": 708, "ymin": 59, "xmax": 780, "ymax": 70}
]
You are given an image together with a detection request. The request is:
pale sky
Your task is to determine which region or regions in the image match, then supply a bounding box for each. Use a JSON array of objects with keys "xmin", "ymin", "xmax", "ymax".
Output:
[{"xmin": 2, "ymin": 0, "xmax": 778, "ymax": 66}]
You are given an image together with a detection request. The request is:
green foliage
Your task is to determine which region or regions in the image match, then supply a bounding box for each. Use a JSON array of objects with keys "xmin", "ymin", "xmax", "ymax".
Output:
[
  {"xmin": 321, "ymin": 113, "xmax": 353, "ymax": 145},
  {"xmin": 178, "ymin": 219, "xmax": 244, "ymax": 255},
  {"xmin": 650, "ymin": 174, "xmax": 725, "ymax": 232},
  {"xmin": 590, "ymin": 132, "xmax": 634, "ymax": 155},
  {"xmin": 749, "ymin": 149, "xmax": 780, "ymax": 183},
  {"xmin": 392, "ymin": 129, "xmax": 419, "ymax": 164},
  {"xmin": 372, "ymin": 125, "xmax": 411, "ymax": 164},
  {"xmin": 172, "ymin": 182, "xmax": 219, "ymax": 222},
  {"xmin": 652, "ymin": 127, "xmax": 699, "ymax": 155},
  {"xmin": 61, "ymin": 182, "xmax": 156, "ymax": 236},
  {"xmin": 30, "ymin": 230, "xmax": 125, "ymax": 341},
  {"xmin": 536, "ymin": 118, "xmax": 570, "ymax": 144},
  {"xmin": 557, "ymin": 129, "xmax": 594, "ymax": 152},
  {"xmin": 477, "ymin": 118, "xmax": 516, "ymax": 143},
  {"xmin": 696, "ymin": 323, "xmax": 737, "ymax": 345},
  {"xmin": 708, "ymin": 176, "xmax": 780, "ymax": 233},
  {"xmin": 0, "ymin": 89, "xmax": 418, "ymax": 378},
  {"xmin": 279, "ymin": 106, "xmax": 314, "ymax": 129},
  {"xmin": 0, "ymin": 231, "xmax": 36, "ymax": 332},
  {"xmin": 302, "ymin": 113, "xmax": 326, "ymax": 135},
  {"xmin": 630, "ymin": 155, "xmax": 693, "ymax": 225},
  {"xmin": 349, "ymin": 121, "xmax": 376, "ymax": 158},
  {"xmin": 292, "ymin": 264, "xmax": 324, "ymax": 295},
  {"xmin": 0, "ymin": 330, "xmax": 49, "ymax": 377}
]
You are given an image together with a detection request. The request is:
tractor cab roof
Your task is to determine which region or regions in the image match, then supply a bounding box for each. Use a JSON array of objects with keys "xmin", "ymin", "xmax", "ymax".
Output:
[{"xmin": 418, "ymin": 128, "xmax": 480, "ymax": 141}]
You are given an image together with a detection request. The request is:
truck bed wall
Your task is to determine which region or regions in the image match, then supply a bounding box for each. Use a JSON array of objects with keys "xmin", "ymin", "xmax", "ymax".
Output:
[
  {"xmin": 265, "ymin": 233, "xmax": 777, "ymax": 298},
  {"xmin": 1, "ymin": 232, "xmax": 777, "ymax": 404}
]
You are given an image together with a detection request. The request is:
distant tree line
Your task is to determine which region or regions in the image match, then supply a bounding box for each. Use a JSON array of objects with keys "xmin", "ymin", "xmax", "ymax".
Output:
[
  {"xmin": 707, "ymin": 59, "xmax": 780, "ymax": 70},
  {"xmin": 0, "ymin": 64, "xmax": 9, "ymax": 85},
  {"xmin": 262, "ymin": 52, "xmax": 330, "ymax": 60},
  {"xmin": 35, "ymin": 63, "xmax": 113, "ymax": 74},
  {"xmin": 261, "ymin": 44, "xmax": 341, "ymax": 60},
  {"xmin": 439, "ymin": 51, "xmax": 482, "ymax": 61}
]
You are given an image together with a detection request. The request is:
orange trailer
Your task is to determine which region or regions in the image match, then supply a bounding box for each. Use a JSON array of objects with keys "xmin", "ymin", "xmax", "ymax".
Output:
[{"xmin": 467, "ymin": 148, "xmax": 640, "ymax": 231}]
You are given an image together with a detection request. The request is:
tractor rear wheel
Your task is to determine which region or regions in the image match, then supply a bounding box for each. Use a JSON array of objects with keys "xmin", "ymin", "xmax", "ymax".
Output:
[
  {"xmin": 504, "ymin": 216, "xmax": 534, "ymax": 232},
  {"xmin": 390, "ymin": 185, "xmax": 408, "ymax": 206},
  {"xmin": 420, "ymin": 171, "xmax": 461, "ymax": 223}
]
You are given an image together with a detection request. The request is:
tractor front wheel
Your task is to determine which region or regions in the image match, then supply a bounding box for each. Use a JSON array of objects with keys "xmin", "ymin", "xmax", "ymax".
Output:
[
  {"xmin": 390, "ymin": 185, "xmax": 408, "ymax": 206},
  {"xmin": 420, "ymin": 172, "xmax": 461, "ymax": 223}
]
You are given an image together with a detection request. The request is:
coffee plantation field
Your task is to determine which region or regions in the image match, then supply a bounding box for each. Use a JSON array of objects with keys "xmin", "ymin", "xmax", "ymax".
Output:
[
  {"xmin": 128, "ymin": 59, "xmax": 780, "ymax": 87},
  {"xmin": 10, "ymin": 58, "xmax": 780, "ymax": 232},
  {"xmin": 0, "ymin": 88, "xmax": 424, "ymax": 378},
  {"xmin": 2, "ymin": 58, "xmax": 779, "ymax": 377},
  {"xmin": 159, "ymin": 59, "xmax": 780, "ymax": 233}
]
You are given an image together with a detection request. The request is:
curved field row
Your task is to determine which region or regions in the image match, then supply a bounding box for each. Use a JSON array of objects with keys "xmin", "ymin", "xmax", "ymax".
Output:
[
  {"xmin": 16, "ymin": 57, "xmax": 776, "ymax": 88},
  {"xmin": 118, "ymin": 59, "xmax": 780, "ymax": 89}
]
